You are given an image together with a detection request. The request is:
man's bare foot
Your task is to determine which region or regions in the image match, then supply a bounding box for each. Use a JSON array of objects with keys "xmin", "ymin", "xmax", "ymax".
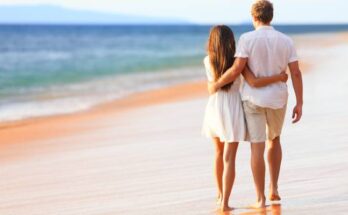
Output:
[
  {"xmin": 269, "ymin": 194, "xmax": 281, "ymax": 201},
  {"xmin": 220, "ymin": 204, "xmax": 233, "ymax": 212},
  {"xmin": 269, "ymin": 188, "xmax": 281, "ymax": 201},
  {"xmin": 248, "ymin": 198, "xmax": 266, "ymax": 209}
]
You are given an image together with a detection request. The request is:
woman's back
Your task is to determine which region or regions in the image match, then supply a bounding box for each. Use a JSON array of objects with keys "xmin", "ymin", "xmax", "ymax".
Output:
[
  {"xmin": 203, "ymin": 56, "xmax": 241, "ymax": 93},
  {"xmin": 202, "ymin": 55, "xmax": 246, "ymax": 143}
]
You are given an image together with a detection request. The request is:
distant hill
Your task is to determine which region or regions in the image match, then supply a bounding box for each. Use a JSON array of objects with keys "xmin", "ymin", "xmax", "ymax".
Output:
[{"xmin": 0, "ymin": 5, "xmax": 189, "ymax": 24}]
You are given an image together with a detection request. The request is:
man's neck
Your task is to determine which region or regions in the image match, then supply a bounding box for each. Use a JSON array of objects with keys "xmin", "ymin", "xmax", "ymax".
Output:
[
  {"xmin": 255, "ymin": 23, "xmax": 271, "ymax": 30},
  {"xmin": 256, "ymin": 24, "xmax": 271, "ymax": 30}
]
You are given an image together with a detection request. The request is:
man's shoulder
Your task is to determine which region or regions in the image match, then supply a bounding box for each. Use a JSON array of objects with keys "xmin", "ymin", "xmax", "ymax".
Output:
[
  {"xmin": 240, "ymin": 30, "xmax": 257, "ymax": 40},
  {"xmin": 273, "ymin": 29, "xmax": 293, "ymax": 43}
]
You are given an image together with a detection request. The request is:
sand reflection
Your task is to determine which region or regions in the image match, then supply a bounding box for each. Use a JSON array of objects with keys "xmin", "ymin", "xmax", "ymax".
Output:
[{"xmin": 215, "ymin": 203, "xmax": 281, "ymax": 215}]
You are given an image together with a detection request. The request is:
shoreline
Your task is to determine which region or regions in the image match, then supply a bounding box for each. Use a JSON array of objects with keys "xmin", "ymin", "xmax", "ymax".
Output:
[
  {"xmin": 1, "ymin": 30, "xmax": 346, "ymax": 130},
  {"xmin": 0, "ymin": 80, "xmax": 207, "ymax": 145},
  {"xmin": 0, "ymin": 63, "xmax": 313, "ymax": 146},
  {"xmin": 2, "ymin": 30, "xmax": 348, "ymax": 146}
]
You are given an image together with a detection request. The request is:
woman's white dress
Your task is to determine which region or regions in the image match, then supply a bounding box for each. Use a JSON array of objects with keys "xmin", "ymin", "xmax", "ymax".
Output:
[{"xmin": 202, "ymin": 56, "xmax": 246, "ymax": 143}]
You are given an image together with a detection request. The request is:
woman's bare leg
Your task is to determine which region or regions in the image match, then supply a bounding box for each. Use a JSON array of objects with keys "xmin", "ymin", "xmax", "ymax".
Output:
[
  {"xmin": 221, "ymin": 142, "xmax": 239, "ymax": 211},
  {"xmin": 213, "ymin": 137, "xmax": 224, "ymax": 205}
]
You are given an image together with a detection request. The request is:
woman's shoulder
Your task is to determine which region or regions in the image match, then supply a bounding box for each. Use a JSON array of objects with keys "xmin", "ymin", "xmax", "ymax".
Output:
[
  {"xmin": 203, "ymin": 55, "xmax": 214, "ymax": 81},
  {"xmin": 203, "ymin": 55, "xmax": 210, "ymax": 66}
]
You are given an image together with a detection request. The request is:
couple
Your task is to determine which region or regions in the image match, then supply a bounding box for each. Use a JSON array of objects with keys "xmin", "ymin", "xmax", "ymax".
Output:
[{"xmin": 202, "ymin": 0, "xmax": 303, "ymax": 212}]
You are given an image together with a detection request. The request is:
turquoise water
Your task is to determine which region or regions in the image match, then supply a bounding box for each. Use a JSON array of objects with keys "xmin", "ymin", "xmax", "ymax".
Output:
[
  {"xmin": 0, "ymin": 25, "xmax": 207, "ymax": 91},
  {"xmin": 1, "ymin": 24, "xmax": 348, "ymax": 122}
]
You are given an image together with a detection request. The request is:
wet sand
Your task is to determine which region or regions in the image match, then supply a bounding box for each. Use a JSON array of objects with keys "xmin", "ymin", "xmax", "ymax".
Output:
[
  {"xmin": 1, "ymin": 32, "xmax": 348, "ymax": 214},
  {"xmin": 0, "ymin": 81, "xmax": 206, "ymax": 145}
]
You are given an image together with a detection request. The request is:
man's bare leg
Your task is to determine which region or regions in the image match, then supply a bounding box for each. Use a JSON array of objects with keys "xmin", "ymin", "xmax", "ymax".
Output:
[
  {"xmin": 221, "ymin": 142, "xmax": 239, "ymax": 212},
  {"xmin": 250, "ymin": 142, "xmax": 266, "ymax": 208},
  {"xmin": 267, "ymin": 136, "xmax": 282, "ymax": 201},
  {"xmin": 213, "ymin": 137, "xmax": 224, "ymax": 205}
]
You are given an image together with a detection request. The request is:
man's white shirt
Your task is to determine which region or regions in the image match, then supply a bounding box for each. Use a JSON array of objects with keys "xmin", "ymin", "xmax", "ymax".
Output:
[{"xmin": 235, "ymin": 26, "xmax": 298, "ymax": 109}]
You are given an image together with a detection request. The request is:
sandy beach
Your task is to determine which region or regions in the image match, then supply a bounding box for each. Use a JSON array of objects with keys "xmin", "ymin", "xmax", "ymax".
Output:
[{"xmin": 1, "ymin": 32, "xmax": 348, "ymax": 214}]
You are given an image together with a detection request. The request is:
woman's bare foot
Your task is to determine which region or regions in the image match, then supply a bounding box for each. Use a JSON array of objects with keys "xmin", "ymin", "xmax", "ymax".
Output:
[
  {"xmin": 216, "ymin": 196, "xmax": 222, "ymax": 205},
  {"xmin": 216, "ymin": 193, "xmax": 223, "ymax": 205}
]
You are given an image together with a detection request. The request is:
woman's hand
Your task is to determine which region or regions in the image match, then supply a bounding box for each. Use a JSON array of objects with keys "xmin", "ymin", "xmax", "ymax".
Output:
[{"xmin": 279, "ymin": 71, "xmax": 288, "ymax": 82}]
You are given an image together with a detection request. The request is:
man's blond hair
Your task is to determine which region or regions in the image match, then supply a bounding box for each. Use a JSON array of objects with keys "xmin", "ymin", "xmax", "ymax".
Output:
[{"xmin": 251, "ymin": 0, "xmax": 274, "ymax": 24}]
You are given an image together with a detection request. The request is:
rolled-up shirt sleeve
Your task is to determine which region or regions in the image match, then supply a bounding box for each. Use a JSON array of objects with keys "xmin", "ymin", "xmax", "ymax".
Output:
[
  {"xmin": 235, "ymin": 35, "xmax": 249, "ymax": 58},
  {"xmin": 288, "ymin": 39, "xmax": 298, "ymax": 63}
]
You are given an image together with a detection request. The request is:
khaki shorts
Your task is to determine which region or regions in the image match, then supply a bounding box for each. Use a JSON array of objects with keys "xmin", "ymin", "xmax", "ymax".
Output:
[{"xmin": 243, "ymin": 101, "xmax": 287, "ymax": 143}]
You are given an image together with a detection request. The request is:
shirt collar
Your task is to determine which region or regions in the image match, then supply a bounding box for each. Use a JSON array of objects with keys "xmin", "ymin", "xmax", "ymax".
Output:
[{"xmin": 256, "ymin": 25, "xmax": 274, "ymax": 31}]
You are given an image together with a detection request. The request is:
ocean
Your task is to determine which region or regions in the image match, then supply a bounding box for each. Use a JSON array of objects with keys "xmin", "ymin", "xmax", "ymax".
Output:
[{"xmin": 1, "ymin": 24, "xmax": 348, "ymax": 122}]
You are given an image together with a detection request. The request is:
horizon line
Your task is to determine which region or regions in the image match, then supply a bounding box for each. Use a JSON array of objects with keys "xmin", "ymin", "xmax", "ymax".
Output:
[{"xmin": 0, "ymin": 22, "xmax": 348, "ymax": 26}]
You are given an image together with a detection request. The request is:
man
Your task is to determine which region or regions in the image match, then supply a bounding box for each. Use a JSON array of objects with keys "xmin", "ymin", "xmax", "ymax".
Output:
[{"xmin": 208, "ymin": 0, "xmax": 303, "ymax": 208}]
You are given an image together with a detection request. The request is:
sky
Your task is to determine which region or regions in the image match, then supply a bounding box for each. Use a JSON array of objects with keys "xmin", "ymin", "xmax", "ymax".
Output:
[{"xmin": 0, "ymin": 0, "xmax": 347, "ymax": 24}]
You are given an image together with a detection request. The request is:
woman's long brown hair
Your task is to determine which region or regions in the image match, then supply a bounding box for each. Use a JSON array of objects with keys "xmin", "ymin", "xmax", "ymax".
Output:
[{"xmin": 207, "ymin": 25, "xmax": 236, "ymax": 91}]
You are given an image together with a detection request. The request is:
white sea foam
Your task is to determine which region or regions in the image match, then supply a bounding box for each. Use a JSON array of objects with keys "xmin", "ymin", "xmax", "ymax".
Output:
[{"xmin": 0, "ymin": 66, "xmax": 205, "ymax": 122}]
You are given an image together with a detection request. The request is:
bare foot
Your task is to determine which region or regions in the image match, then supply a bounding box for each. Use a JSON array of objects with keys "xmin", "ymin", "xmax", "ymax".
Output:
[
  {"xmin": 269, "ymin": 189, "xmax": 281, "ymax": 201},
  {"xmin": 220, "ymin": 204, "xmax": 233, "ymax": 212},
  {"xmin": 216, "ymin": 196, "xmax": 222, "ymax": 206},
  {"xmin": 216, "ymin": 198, "xmax": 222, "ymax": 206},
  {"xmin": 248, "ymin": 198, "xmax": 266, "ymax": 209}
]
